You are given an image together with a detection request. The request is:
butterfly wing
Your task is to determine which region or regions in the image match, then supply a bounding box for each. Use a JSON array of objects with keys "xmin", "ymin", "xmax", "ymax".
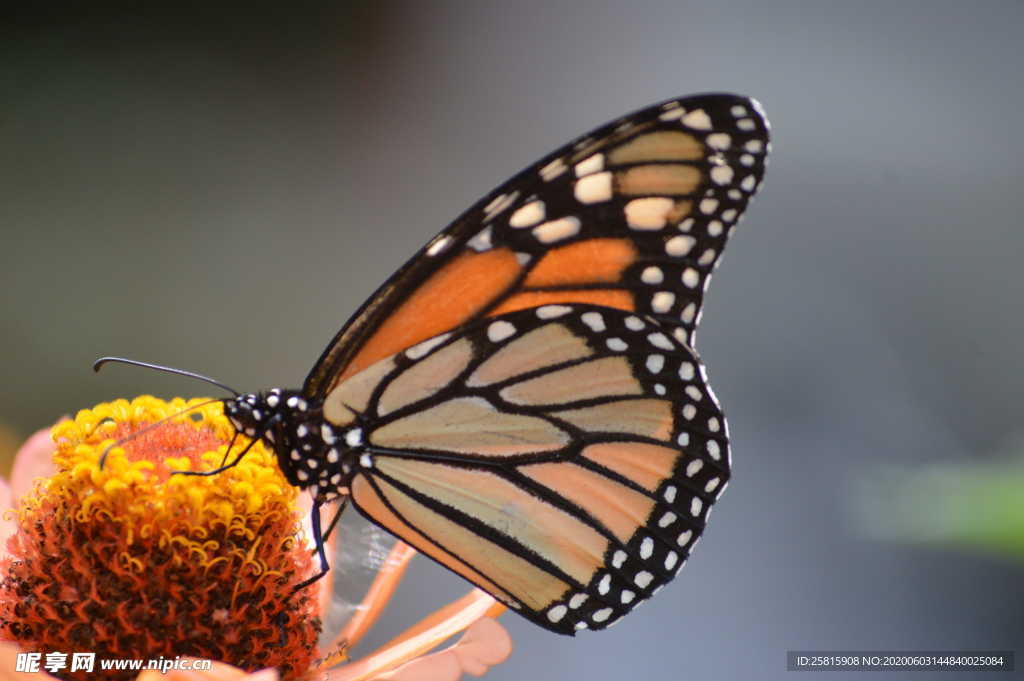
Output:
[
  {"xmin": 308, "ymin": 93, "xmax": 769, "ymax": 634},
  {"xmin": 303, "ymin": 93, "xmax": 769, "ymax": 396},
  {"xmin": 326, "ymin": 304, "xmax": 728, "ymax": 634}
]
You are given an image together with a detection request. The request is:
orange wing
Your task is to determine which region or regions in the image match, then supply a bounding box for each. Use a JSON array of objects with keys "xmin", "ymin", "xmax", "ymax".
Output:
[
  {"xmin": 303, "ymin": 93, "xmax": 770, "ymax": 394},
  {"xmin": 332, "ymin": 304, "xmax": 731, "ymax": 634}
]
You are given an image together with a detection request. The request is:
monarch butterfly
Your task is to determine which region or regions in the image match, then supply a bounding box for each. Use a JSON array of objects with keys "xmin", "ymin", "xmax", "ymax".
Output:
[{"xmin": 113, "ymin": 93, "xmax": 770, "ymax": 635}]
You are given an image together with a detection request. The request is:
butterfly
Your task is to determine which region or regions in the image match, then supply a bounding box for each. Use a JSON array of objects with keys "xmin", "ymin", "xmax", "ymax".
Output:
[{"xmin": 220, "ymin": 93, "xmax": 770, "ymax": 635}]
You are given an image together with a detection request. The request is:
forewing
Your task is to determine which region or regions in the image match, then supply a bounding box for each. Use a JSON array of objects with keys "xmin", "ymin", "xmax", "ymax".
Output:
[{"xmin": 304, "ymin": 93, "xmax": 769, "ymax": 396}]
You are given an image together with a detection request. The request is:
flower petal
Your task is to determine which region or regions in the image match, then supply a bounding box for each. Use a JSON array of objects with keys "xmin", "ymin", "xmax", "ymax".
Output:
[
  {"xmin": 134, "ymin": 661, "xmax": 279, "ymax": 680},
  {"xmin": 0, "ymin": 642, "xmax": 59, "ymax": 680},
  {"xmin": 9, "ymin": 424, "xmax": 59, "ymax": 501},
  {"xmin": 326, "ymin": 589, "xmax": 507, "ymax": 681},
  {"xmin": 373, "ymin": 618, "xmax": 512, "ymax": 681},
  {"xmin": 0, "ymin": 478, "xmax": 13, "ymax": 553}
]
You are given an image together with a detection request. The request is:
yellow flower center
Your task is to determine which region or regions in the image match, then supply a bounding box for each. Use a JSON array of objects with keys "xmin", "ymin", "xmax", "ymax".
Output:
[{"xmin": 0, "ymin": 396, "xmax": 320, "ymax": 680}]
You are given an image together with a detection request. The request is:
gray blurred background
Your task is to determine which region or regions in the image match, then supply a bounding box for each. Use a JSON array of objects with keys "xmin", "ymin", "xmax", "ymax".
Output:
[{"xmin": 2, "ymin": 2, "xmax": 1022, "ymax": 679}]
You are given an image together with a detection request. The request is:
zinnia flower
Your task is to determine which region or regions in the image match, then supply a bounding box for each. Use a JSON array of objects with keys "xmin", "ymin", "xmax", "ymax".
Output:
[{"xmin": 0, "ymin": 397, "xmax": 511, "ymax": 680}]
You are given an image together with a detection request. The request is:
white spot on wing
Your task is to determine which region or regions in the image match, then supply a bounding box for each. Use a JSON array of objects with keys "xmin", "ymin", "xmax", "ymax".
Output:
[
  {"xmin": 641, "ymin": 266, "xmax": 664, "ymax": 284},
  {"xmin": 537, "ymin": 305, "xmax": 572, "ymax": 319},
  {"xmin": 698, "ymin": 248, "xmax": 717, "ymax": 266},
  {"xmin": 533, "ymin": 216, "xmax": 581, "ymax": 243},
  {"xmin": 581, "ymin": 311, "xmax": 606, "ymax": 332},
  {"xmin": 681, "ymin": 109, "xmax": 712, "ymax": 130},
  {"xmin": 682, "ymin": 268, "xmax": 700, "ymax": 288},
  {"xmin": 624, "ymin": 197, "xmax": 675, "ymax": 231},
  {"xmin": 509, "ymin": 200, "xmax": 546, "ymax": 228},
  {"xmin": 426, "ymin": 235, "xmax": 452, "ymax": 256},
  {"xmin": 467, "ymin": 226, "xmax": 493, "ymax": 252},
  {"xmin": 407, "ymin": 333, "xmax": 452, "ymax": 360},
  {"xmin": 487, "ymin": 320, "xmax": 516, "ymax": 342},
  {"xmin": 647, "ymin": 332, "xmax": 673, "ymax": 350},
  {"xmin": 651, "ymin": 291, "xmax": 675, "ymax": 313},
  {"xmin": 606, "ymin": 337, "xmax": 628, "ymax": 352},
  {"xmin": 484, "ymin": 191, "xmax": 519, "ymax": 220},
  {"xmin": 659, "ymin": 107, "xmax": 684, "ymax": 121},
  {"xmin": 574, "ymin": 172, "xmax": 614, "ymax": 204},
  {"xmin": 625, "ymin": 316, "xmax": 645, "ymax": 330},
  {"xmin": 710, "ymin": 165, "xmax": 734, "ymax": 185},
  {"xmin": 547, "ymin": 605, "xmax": 567, "ymax": 623},
  {"xmin": 691, "ymin": 497, "xmax": 703, "ymax": 516},
  {"xmin": 574, "ymin": 153, "xmax": 605, "ymax": 176},
  {"xmin": 540, "ymin": 158, "xmax": 568, "ymax": 181},
  {"xmin": 665, "ymin": 235, "xmax": 696, "ymax": 257},
  {"xmin": 706, "ymin": 132, "xmax": 731, "ymax": 150}
]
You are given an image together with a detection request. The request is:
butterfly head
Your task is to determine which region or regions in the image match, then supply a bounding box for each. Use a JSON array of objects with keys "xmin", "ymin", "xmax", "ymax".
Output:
[{"xmin": 223, "ymin": 389, "xmax": 354, "ymax": 499}]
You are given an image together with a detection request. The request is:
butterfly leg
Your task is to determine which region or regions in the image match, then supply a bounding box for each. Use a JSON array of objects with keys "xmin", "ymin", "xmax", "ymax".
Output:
[
  {"xmin": 172, "ymin": 434, "xmax": 260, "ymax": 477},
  {"xmin": 320, "ymin": 495, "xmax": 349, "ymax": 545},
  {"xmin": 292, "ymin": 496, "xmax": 333, "ymax": 593},
  {"xmin": 218, "ymin": 429, "xmax": 240, "ymax": 468}
]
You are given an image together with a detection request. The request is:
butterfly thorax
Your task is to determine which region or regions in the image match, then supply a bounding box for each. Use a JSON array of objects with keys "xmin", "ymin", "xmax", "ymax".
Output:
[{"xmin": 224, "ymin": 388, "xmax": 357, "ymax": 500}]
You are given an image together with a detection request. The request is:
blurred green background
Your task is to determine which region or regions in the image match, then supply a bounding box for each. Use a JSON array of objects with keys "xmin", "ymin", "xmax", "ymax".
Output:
[{"xmin": 2, "ymin": 3, "xmax": 1022, "ymax": 680}]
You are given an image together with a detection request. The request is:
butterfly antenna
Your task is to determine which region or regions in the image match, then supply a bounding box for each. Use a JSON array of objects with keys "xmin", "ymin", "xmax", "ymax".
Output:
[
  {"xmin": 96, "ymin": 397, "xmax": 223, "ymax": 469},
  {"xmin": 93, "ymin": 356, "xmax": 240, "ymax": 396}
]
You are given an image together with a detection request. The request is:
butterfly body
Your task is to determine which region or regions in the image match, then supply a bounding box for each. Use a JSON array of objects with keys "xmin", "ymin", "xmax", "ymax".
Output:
[
  {"xmin": 219, "ymin": 93, "xmax": 770, "ymax": 634},
  {"xmin": 224, "ymin": 390, "xmax": 358, "ymax": 496}
]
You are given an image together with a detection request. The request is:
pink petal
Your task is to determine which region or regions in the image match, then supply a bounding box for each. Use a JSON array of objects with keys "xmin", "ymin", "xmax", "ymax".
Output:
[
  {"xmin": 0, "ymin": 477, "xmax": 13, "ymax": 552},
  {"xmin": 10, "ymin": 424, "xmax": 60, "ymax": 502},
  {"xmin": 325, "ymin": 589, "xmax": 507, "ymax": 681},
  {"xmin": 0, "ymin": 642, "xmax": 60, "ymax": 680},
  {"xmin": 373, "ymin": 618, "xmax": 513, "ymax": 681},
  {"xmin": 133, "ymin": 661, "xmax": 279, "ymax": 681}
]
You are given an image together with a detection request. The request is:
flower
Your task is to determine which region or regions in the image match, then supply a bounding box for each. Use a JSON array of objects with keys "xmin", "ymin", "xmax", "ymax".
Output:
[{"xmin": 0, "ymin": 398, "xmax": 511, "ymax": 680}]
